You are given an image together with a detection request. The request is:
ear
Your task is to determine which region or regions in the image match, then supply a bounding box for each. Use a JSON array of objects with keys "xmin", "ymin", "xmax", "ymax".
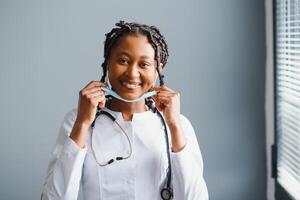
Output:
[
  {"xmin": 155, "ymin": 63, "xmax": 163, "ymax": 79},
  {"xmin": 157, "ymin": 63, "xmax": 163, "ymax": 71}
]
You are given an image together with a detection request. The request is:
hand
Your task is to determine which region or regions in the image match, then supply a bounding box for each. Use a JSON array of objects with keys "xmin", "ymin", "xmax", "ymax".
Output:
[
  {"xmin": 75, "ymin": 81, "xmax": 106, "ymax": 126},
  {"xmin": 151, "ymin": 86, "xmax": 181, "ymax": 128},
  {"xmin": 151, "ymin": 86, "xmax": 186, "ymax": 152}
]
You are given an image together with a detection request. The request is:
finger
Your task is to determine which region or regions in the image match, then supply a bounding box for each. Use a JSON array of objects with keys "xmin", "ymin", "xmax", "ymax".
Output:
[
  {"xmin": 152, "ymin": 86, "xmax": 174, "ymax": 92},
  {"xmin": 150, "ymin": 87, "xmax": 164, "ymax": 92},
  {"xmin": 81, "ymin": 87, "xmax": 104, "ymax": 96},
  {"xmin": 151, "ymin": 95, "xmax": 158, "ymax": 102},
  {"xmin": 86, "ymin": 95, "xmax": 106, "ymax": 108},
  {"xmin": 157, "ymin": 96, "xmax": 170, "ymax": 104},
  {"xmin": 86, "ymin": 90, "xmax": 105, "ymax": 99},
  {"xmin": 150, "ymin": 89, "xmax": 172, "ymax": 97},
  {"xmin": 153, "ymin": 96, "xmax": 170, "ymax": 107},
  {"xmin": 156, "ymin": 104, "xmax": 163, "ymax": 112},
  {"xmin": 94, "ymin": 95, "xmax": 106, "ymax": 108},
  {"xmin": 154, "ymin": 98, "xmax": 168, "ymax": 112},
  {"xmin": 93, "ymin": 93, "xmax": 106, "ymax": 101},
  {"xmin": 149, "ymin": 86, "xmax": 164, "ymax": 92},
  {"xmin": 151, "ymin": 93, "xmax": 174, "ymax": 105},
  {"xmin": 84, "ymin": 81, "xmax": 105, "ymax": 90},
  {"xmin": 156, "ymin": 92, "xmax": 177, "ymax": 97}
]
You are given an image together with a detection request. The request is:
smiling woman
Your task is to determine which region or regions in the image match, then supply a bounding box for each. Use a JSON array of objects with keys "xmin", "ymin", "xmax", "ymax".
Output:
[
  {"xmin": 41, "ymin": 20, "xmax": 209, "ymax": 200},
  {"xmin": 108, "ymin": 35, "xmax": 157, "ymax": 101}
]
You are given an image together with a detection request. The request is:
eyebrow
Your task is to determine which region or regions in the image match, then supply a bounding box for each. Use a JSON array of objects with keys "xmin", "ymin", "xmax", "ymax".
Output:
[
  {"xmin": 116, "ymin": 51, "xmax": 153, "ymax": 60},
  {"xmin": 116, "ymin": 51, "xmax": 130, "ymax": 57}
]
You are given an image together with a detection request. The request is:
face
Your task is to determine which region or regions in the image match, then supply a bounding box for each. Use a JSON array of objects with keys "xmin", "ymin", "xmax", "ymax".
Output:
[{"xmin": 107, "ymin": 34, "xmax": 158, "ymax": 100}]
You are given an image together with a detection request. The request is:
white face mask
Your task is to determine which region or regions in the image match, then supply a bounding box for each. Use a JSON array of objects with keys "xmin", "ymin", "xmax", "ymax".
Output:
[
  {"xmin": 103, "ymin": 71, "xmax": 158, "ymax": 103},
  {"xmin": 101, "ymin": 86, "xmax": 157, "ymax": 103}
]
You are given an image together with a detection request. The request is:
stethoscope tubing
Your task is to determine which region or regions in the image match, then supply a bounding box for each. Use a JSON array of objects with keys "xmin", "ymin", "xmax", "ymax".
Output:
[{"xmin": 91, "ymin": 107, "xmax": 173, "ymax": 199}]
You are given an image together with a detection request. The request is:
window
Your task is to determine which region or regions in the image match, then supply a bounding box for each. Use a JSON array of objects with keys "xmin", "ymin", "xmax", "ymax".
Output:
[{"xmin": 274, "ymin": 0, "xmax": 300, "ymax": 199}]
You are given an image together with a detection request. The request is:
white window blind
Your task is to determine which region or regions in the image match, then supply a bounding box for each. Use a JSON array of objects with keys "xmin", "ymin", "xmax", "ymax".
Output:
[{"xmin": 276, "ymin": 0, "xmax": 300, "ymax": 199}]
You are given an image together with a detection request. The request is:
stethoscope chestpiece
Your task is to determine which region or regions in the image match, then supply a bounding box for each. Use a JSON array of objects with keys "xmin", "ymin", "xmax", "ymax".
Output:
[{"xmin": 161, "ymin": 188, "xmax": 173, "ymax": 200}]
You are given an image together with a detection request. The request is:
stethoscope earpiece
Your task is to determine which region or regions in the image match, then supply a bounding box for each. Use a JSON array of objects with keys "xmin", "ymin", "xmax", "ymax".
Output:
[{"xmin": 161, "ymin": 187, "xmax": 173, "ymax": 200}]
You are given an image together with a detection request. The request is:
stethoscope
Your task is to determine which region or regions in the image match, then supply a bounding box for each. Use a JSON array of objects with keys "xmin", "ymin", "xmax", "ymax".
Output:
[{"xmin": 90, "ymin": 87, "xmax": 173, "ymax": 200}]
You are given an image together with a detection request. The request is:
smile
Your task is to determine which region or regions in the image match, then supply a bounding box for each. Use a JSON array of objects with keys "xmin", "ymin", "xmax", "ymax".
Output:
[{"xmin": 120, "ymin": 81, "xmax": 142, "ymax": 89}]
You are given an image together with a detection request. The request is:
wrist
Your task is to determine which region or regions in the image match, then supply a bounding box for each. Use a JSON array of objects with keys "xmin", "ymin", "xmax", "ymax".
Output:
[
  {"xmin": 167, "ymin": 120, "xmax": 186, "ymax": 152},
  {"xmin": 70, "ymin": 121, "xmax": 90, "ymax": 149},
  {"xmin": 74, "ymin": 120, "xmax": 90, "ymax": 130},
  {"xmin": 167, "ymin": 120, "xmax": 182, "ymax": 131}
]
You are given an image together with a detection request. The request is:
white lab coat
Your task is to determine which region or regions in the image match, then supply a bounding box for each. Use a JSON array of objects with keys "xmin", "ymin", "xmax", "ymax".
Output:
[{"xmin": 41, "ymin": 107, "xmax": 208, "ymax": 200}]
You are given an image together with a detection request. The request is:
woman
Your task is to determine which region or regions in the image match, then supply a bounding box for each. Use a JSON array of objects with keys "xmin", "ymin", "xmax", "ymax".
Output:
[{"xmin": 41, "ymin": 20, "xmax": 208, "ymax": 200}]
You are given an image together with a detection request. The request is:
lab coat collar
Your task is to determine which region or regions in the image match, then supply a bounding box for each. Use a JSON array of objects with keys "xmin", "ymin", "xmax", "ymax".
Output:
[{"xmin": 101, "ymin": 106, "xmax": 155, "ymax": 123}]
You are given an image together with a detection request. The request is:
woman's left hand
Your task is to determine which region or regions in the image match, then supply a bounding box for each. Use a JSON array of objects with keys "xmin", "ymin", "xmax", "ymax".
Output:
[
  {"xmin": 151, "ymin": 86, "xmax": 186, "ymax": 152},
  {"xmin": 151, "ymin": 86, "xmax": 181, "ymax": 128}
]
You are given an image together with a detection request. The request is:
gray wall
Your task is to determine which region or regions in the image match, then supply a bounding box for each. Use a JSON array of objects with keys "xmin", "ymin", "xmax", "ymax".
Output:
[{"xmin": 0, "ymin": 0, "xmax": 266, "ymax": 199}]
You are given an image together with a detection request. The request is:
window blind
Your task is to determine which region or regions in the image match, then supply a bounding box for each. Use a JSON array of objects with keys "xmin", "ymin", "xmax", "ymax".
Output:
[{"xmin": 276, "ymin": 0, "xmax": 300, "ymax": 199}]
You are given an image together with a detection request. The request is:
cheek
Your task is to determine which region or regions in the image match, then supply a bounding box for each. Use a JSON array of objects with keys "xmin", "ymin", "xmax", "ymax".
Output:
[
  {"xmin": 108, "ymin": 64, "xmax": 122, "ymax": 79},
  {"xmin": 142, "ymin": 70, "xmax": 157, "ymax": 85}
]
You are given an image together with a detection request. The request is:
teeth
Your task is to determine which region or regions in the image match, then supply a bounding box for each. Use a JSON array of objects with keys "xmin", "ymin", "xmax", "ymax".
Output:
[{"xmin": 122, "ymin": 81, "xmax": 141, "ymax": 89}]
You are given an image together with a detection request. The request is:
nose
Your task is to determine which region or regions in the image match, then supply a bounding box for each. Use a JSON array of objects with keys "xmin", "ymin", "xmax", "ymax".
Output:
[{"xmin": 126, "ymin": 63, "xmax": 140, "ymax": 78}]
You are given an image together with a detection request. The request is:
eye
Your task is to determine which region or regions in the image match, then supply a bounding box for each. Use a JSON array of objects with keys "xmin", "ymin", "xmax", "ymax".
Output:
[
  {"xmin": 117, "ymin": 58, "xmax": 129, "ymax": 65},
  {"xmin": 140, "ymin": 62, "xmax": 151, "ymax": 68}
]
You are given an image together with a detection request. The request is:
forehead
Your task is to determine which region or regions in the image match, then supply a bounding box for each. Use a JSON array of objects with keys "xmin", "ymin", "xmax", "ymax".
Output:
[{"xmin": 111, "ymin": 34, "xmax": 155, "ymax": 59}]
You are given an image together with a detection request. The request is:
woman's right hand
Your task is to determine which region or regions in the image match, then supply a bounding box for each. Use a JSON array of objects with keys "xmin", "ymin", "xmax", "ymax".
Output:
[
  {"xmin": 75, "ymin": 81, "xmax": 106, "ymax": 126},
  {"xmin": 70, "ymin": 81, "xmax": 106, "ymax": 148}
]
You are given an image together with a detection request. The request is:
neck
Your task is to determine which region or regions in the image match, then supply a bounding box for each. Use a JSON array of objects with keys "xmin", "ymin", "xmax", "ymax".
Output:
[{"xmin": 107, "ymin": 98, "xmax": 148, "ymax": 121}]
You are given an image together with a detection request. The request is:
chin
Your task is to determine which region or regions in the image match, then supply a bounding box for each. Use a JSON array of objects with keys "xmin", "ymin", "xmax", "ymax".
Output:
[{"xmin": 118, "ymin": 92, "xmax": 143, "ymax": 100}]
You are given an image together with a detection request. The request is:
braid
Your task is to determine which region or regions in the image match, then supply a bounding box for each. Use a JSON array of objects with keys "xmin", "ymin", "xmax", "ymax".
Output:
[
  {"xmin": 100, "ymin": 61, "xmax": 108, "ymax": 82},
  {"xmin": 100, "ymin": 20, "xmax": 169, "ymax": 87}
]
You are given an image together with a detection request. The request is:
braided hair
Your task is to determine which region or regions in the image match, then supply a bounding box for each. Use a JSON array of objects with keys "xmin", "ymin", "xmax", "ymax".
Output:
[
  {"xmin": 100, "ymin": 20, "xmax": 169, "ymax": 85},
  {"xmin": 100, "ymin": 20, "xmax": 169, "ymax": 112}
]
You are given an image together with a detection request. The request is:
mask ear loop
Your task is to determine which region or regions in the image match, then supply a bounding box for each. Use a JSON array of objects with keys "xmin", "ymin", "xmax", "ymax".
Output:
[
  {"xmin": 104, "ymin": 61, "xmax": 112, "ymax": 100},
  {"xmin": 106, "ymin": 78, "xmax": 112, "ymax": 89},
  {"xmin": 156, "ymin": 61, "xmax": 165, "ymax": 86},
  {"xmin": 152, "ymin": 74, "xmax": 158, "ymax": 87},
  {"xmin": 104, "ymin": 61, "xmax": 112, "ymax": 88}
]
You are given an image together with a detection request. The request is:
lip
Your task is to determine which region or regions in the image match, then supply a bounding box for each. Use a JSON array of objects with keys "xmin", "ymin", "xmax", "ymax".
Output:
[
  {"xmin": 120, "ymin": 80, "xmax": 142, "ymax": 85},
  {"xmin": 120, "ymin": 80, "xmax": 142, "ymax": 89}
]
